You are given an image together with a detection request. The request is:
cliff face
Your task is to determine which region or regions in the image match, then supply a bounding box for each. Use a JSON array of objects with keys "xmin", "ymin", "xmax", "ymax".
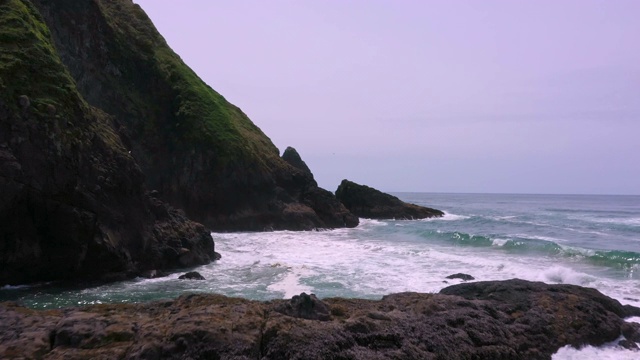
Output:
[
  {"xmin": 30, "ymin": 0, "xmax": 357, "ymax": 231},
  {"xmin": 0, "ymin": 0, "xmax": 216, "ymax": 285}
]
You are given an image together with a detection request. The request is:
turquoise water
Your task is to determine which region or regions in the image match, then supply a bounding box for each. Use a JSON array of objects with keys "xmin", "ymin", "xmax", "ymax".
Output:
[{"xmin": 2, "ymin": 193, "xmax": 640, "ymax": 358}]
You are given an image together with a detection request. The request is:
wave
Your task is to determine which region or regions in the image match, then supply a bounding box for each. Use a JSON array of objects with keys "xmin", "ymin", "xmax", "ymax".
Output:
[
  {"xmin": 579, "ymin": 217, "xmax": 640, "ymax": 227},
  {"xmin": 538, "ymin": 265, "xmax": 596, "ymax": 286},
  {"xmin": 1, "ymin": 284, "xmax": 31, "ymax": 290},
  {"xmin": 585, "ymin": 250, "xmax": 640, "ymax": 269},
  {"xmin": 358, "ymin": 218, "xmax": 389, "ymax": 226},
  {"xmin": 424, "ymin": 212, "xmax": 470, "ymax": 221},
  {"xmin": 415, "ymin": 230, "xmax": 640, "ymax": 271},
  {"xmin": 417, "ymin": 230, "xmax": 494, "ymax": 247}
]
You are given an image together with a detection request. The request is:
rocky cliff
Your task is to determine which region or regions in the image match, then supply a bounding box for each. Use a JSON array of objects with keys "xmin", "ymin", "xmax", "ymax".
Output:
[
  {"xmin": 2, "ymin": 279, "xmax": 639, "ymax": 359},
  {"xmin": 336, "ymin": 179, "xmax": 444, "ymax": 219},
  {"xmin": 0, "ymin": 0, "xmax": 217, "ymax": 285},
  {"xmin": 30, "ymin": 0, "xmax": 357, "ymax": 231},
  {"xmin": 0, "ymin": 0, "xmax": 360, "ymax": 284}
]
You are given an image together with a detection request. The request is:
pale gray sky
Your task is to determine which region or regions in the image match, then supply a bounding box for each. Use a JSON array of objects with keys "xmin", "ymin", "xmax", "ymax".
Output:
[{"xmin": 136, "ymin": 0, "xmax": 640, "ymax": 195}]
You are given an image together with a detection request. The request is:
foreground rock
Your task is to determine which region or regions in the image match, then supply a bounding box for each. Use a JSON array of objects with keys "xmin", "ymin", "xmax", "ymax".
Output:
[
  {"xmin": 1, "ymin": 279, "xmax": 638, "ymax": 359},
  {"xmin": 336, "ymin": 179, "xmax": 444, "ymax": 219}
]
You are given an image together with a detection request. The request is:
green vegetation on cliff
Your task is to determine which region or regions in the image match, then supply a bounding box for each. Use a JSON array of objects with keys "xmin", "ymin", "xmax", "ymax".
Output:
[
  {"xmin": 29, "ymin": 0, "xmax": 356, "ymax": 230},
  {"xmin": 0, "ymin": 0, "xmax": 216, "ymax": 285},
  {"xmin": 0, "ymin": 0, "xmax": 84, "ymax": 115},
  {"xmin": 70, "ymin": 0, "xmax": 278, "ymax": 168}
]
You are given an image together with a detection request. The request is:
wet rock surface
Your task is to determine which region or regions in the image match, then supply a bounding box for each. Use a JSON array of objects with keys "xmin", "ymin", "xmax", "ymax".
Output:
[
  {"xmin": 336, "ymin": 179, "xmax": 444, "ymax": 220},
  {"xmin": 446, "ymin": 273, "xmax": 475, "ymax": 281},
  {"xmin": 178, "ymin": 271, "xmax": 205, "ymax": 280},
  {"xmin": 1, "ymin": 279, "xmax": 638, "ymax": 360},
  {"xmin": 274, "ymin": 292, "xmax": 331, "ymax": 321}
]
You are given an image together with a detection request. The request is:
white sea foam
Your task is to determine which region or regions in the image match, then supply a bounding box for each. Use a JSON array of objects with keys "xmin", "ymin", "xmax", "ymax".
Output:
[
  {"xmin": 588, "ymin": 217, "xmax": 640, "ymax": 226},
  {"xmin": 536, "ymin": 266, "xmax": 596, "ymax": 286},
  {"xmin": 1, "ymin": 284, "xmax": 30, "ymax": 290},
  {"xmin": 266, "ymin": 265, "xmax": 313, "ymax": 298},
  {"xmin": 512, "ymin": 234, "xmax": 566, "ymax": 243},
  {"xmin": 356, "ymin": 218, "xmax": 388, "ymax": 227},
  {"xmin": 553, "ymin": 338, "xmax": 639, "ymax": 360},
  {"xmin": 427, "ymin": 212, "xmax": 469, "ymax": 221},
  {"xmin": 207, "ymin": 224, "xmax": 639, "ymax": 307},
  {"xmin": 492, "ymin": 238, "xmax": 509, "ymax": 246}
]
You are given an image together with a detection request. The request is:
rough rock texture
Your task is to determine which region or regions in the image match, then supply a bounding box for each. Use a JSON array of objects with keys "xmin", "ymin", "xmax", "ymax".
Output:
[
  {"xmin": 29, "ymin": 0, "xmax": 358, "ymax": 231},
  {"xmin": 1, "ymin": 279, "xmax": 639, "ymax": 360},
  {"xmin": 0, "ymin": 0, "xmax": 216, "ymax": 285},
  {"xmin": 281, "ymin": 146, "xmax": 312, "ymax": 174},
  {"xmin": 336, "ymin": 179, "xmax": 444, "ymax": 220},
  {"xmin": 178, "ymin": 271, "xmax": 205, "ymax": 280},
  {"xmin": 274, "ymin": 292, "xmax": 331, "ymax": 321}
]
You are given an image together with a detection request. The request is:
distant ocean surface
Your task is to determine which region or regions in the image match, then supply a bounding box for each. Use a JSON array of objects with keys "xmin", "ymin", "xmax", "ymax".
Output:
[{"xmin": 2, "ymin": 193, "xmax": 640, "ymax": 359}]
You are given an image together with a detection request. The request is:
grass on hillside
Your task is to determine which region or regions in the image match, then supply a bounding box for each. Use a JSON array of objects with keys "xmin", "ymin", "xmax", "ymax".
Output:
[
  {"xmin": 95, "ymin": 0, "xmax": 281, "ymax": 171},
  {"xmin": 0, "ymin": 0, "xmax": 85, "ymax": 116}
]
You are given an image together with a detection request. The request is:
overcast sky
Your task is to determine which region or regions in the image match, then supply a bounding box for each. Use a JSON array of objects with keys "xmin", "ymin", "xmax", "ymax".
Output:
[{"xmin": 136, "ymin": 0, "xmax": 639, "ymax": 195}]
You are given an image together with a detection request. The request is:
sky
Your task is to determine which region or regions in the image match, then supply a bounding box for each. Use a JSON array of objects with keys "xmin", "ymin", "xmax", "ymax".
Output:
[{"xmin": 135, "ymin": 0, "xmax": 640, "ymax": 195}]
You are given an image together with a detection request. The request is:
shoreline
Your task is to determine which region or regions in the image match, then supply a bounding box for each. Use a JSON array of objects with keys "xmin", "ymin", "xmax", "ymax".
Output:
[{"xmin": 2, "ymin": 279, "xmax": 639, "ymax": 359}]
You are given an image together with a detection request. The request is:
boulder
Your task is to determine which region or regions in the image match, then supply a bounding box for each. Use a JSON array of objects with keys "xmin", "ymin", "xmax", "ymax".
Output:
[
  {"xmin": 335, "ymin": 179, "xmax": 444, "ymax": 220},
  {"xmin": 178, "ymin": 271, "xmax": 205, "ymax": 280},
  {"xmin": 446, "ymin": 273, "xmax": 475, "ymax": 281},
  {"xmin": 274, "ymin": 292, "xmax": 331, "ymax": 321}
]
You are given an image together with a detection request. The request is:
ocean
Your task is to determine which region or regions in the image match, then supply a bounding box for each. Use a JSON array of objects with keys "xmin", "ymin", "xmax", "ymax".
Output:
[{"xmin": 2, "ymin": 193, "xmax": 639, "ymax": 359}]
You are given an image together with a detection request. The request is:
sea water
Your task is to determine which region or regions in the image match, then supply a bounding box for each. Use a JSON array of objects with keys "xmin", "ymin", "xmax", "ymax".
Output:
[{"xmin": 2, "ymin": 193, "xmax": 639, "ymax": 359}]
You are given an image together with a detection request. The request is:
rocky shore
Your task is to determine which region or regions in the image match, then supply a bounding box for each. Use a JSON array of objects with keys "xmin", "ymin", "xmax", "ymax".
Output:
[{"xmin": 2, "ymin": 279, "xmax": 639, "ymax": 359}]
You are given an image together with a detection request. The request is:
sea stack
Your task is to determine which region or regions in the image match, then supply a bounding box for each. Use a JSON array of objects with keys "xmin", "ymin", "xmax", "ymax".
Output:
[{"xmin": 335, "ymin": 179, "xmax": 444, "ymax": 220}]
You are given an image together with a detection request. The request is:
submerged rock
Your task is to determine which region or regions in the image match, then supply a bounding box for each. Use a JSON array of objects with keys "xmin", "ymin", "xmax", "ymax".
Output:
[
  {"xmin": 1, "ymin": 279, "xmax": 638, "ymax": 359},
  {"xmin": 335, "ymin": 179, "xmax": 444, "ymax": 220},
  {"xmin": 446, "ymin": 273, "xmax": 475, "ymax": 281},
  {"xmin": 178, "ymin": 271, "xmax": 205, "ymax": 280}
]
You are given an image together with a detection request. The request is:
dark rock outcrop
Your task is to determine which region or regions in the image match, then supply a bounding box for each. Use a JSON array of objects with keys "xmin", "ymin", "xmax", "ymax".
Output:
[
  {"xmin": 29, "ymin": 0, "xmax": 357, "ymax": 231},
  {"xmin": 446, "ymin": 273, "xmax": 475, "ymax": 281},
  {"xmin": 275, "ymin": 147, "xmax": 359, "ymax": 230},
  {"xmin": 178, "ymin": 271, "xmax": 205, "ymax": 280},
  {"xmin": 274, "ymin": 292, "xmax": 331, "ymax": 321},
  {"xmin": 2, "ymin": 279, "xmax": 639, "ymax": 359},
  {"xmin": 0, "ymin": 0, "xmax": 216, "ymax": 285},
  {"xmin": 281, "ymin": 146, "xmax": 312, "ymax": 174},
  {"xmin": 336, "ymin": 179, "xmax": 444, "ymax": 219}
]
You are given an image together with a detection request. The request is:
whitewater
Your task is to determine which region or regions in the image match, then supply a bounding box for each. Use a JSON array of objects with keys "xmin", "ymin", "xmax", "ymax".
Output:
[{"xmin": 2, "ymin": 193, "xmax": 639, "ymax": 359}]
